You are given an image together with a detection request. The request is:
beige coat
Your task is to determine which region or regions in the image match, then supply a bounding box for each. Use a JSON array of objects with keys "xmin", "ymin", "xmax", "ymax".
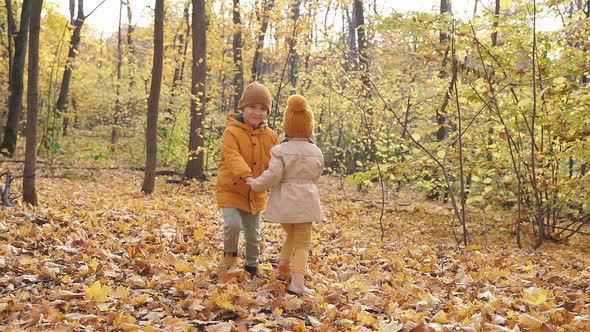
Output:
[{"xmin": 250, "ymin": 138, "xmax": 324, "ymax": 223}]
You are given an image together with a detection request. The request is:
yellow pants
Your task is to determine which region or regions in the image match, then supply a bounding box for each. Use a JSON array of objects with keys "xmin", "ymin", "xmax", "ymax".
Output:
[{"xmin": 278, "ymin": 223, "xmax": 312, "ymax": 274}]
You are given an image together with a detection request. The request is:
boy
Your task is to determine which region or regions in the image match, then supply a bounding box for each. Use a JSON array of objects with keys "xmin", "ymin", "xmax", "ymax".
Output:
[{"xmin": 216, "ymin": 82, "xmax": 279, "ymax": 276}]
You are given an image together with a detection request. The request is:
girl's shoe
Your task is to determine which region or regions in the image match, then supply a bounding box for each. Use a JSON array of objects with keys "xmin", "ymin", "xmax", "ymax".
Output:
[{"xmin": 287, "ymin": 272, "xmax": 313, "ymax": 295}]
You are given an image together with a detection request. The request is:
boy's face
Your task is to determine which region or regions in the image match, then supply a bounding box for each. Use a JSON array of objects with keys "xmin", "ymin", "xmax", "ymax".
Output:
[{"xmin": 241, "ymin": 104, "xmax": 269, "ymax": 128}]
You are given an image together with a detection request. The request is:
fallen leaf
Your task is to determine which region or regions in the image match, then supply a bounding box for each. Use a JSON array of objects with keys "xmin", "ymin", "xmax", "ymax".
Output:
[{"xmin": 84, "ymin": 281, "xmax": 112, "ymax": 302}]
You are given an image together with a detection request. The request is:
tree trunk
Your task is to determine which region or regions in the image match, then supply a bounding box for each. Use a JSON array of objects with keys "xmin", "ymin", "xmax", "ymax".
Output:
[
  {"xmin": 168, "ymin": 1, "xmax": 190, "ymax": 115},
  {"xmin": 1, "ymin": 0, "xmax": 31, "ymax": 156},
  {"xmin": 142, "ymin": 0, "xmax": 165, "ymax": 194},
  {"xmin": 436, "ymin": 0, "xmax": 451, "ymax": 142},
  {"xmin": 2, "ymin": 0, "xmax": 16, "ymax": 140},
  {"xmin": 54, "ymin": 0, "xmax": 85, "ymax": 140},
  {"xmin": 583, "ymin": 0, "xmax": 589, "ymax": 84},
  {"xmin": 491, "ymin": 0, "xmax": 501, "ymax": 46},
  {"xmin": 184, "ymin": 0, "xmax": 207, "ymax": 180},
  {"xmin": 0, "ymin": 0, "xmax": 16, "ymax": 137},
  {"xmin": 178, "ymin": 2, "xmax": 191, "ymax": 84},
  {"xmin": 346, "ymin": 6, "xmax": 357, "ymax": 67},
  {"xmin": 5, "ymin": 0, "xmax": 15, "ymax": 79},
  {"xmin": 23, "ymin": 0, "xmax": 43, "ymax": 205},
  {"xmin": 111, "ymin": 0, "xmax": 124, "ymax": 151},
  {"xmin": 124, "ymin": 0, "xmax": 136, "ymax": 127},
  {"xmin": 232, "ymin": 0, "xmax": 244, "ymax": 110},
  {"xmin": 251, "ymin": 0, "xmax": 274, "ymax": 81},
  {"xmin": 487, "ymin": 0, "xmax": 501, "ymax": 161},
  {"xmin": 354, "ymin": 0, "xmax": 369, "ymax": 89},
  {"xmin": 287, "ymin": 0, "xmax": 302, "ymax": 92},
  {"xmin": 439, "ymin": 0, "xmax": 450, "ymax": 44}
]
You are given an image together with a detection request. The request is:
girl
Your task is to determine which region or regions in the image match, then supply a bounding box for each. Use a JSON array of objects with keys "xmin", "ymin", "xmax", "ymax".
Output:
[{"xmin": 246, "ymin": 94, "xmax": 324, "ymax": 294}]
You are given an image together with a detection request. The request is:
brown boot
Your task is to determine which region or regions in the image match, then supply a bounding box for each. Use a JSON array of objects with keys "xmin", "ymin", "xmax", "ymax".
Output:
[
  {"xmin": 276, "ymin": 259, "xmax": 291, "ymax": 282},
  {"xmin": 221, "ymin": 252, "xmax": 237, "ymax": 268},
  {"xmin": 288, "ymin": 272, "xmax": 313, "ymax": 295},
  {"xmin": 218, "ymin": 252, "xmax": 239, "ymax": 274}
]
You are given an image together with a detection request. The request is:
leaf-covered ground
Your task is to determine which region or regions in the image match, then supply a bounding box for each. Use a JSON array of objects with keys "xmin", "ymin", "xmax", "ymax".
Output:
[{"xmin": 1, "ymin": 169, "xmax": 589, "ymax": 331}]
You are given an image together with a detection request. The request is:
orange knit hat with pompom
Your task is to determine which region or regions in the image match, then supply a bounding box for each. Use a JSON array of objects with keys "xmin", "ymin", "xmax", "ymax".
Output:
[{"xmin": 284, "ymin": 94, "xmax": 313, "ymax": 138}]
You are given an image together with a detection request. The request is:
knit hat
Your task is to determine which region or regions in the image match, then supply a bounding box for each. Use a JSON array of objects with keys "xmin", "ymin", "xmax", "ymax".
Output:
[
  {"xmin": 238, "ymin": 82, "xmax": 272, "ymax": 113},
  {"xmin": 284, "ymin": 94, "xmax": 313, "ymax": 138}
]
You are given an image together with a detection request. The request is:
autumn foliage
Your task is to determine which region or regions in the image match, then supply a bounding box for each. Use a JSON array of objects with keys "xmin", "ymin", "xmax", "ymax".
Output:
[
  {"xmin": 0, "ymin": 169, "xmax": 588, "ymax": 330},
  {"xmin": 1, "ymin": 0, "xmax": 590, "ymax": 329}
]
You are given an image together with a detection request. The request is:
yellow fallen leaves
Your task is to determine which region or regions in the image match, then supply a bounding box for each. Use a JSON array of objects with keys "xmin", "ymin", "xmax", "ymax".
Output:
[
  {"xmin": 281, "ymin": 295, "xmax": 303, "ymax": 311},
  {"xmin": 432, "ymin": 310, "xmax": 450, "ymax": 324},
  {"xmin": 130, "ymin": 293, "xmax": 150, "ymax": 305},
  {"xmin": 111, "ymin": 285, "xmax": 131, "ymax": 299},
  {"xmin": 193, "ymin": 227, "xmax": 205, "ymax": 241},
  {"xmin": 174, "ymin": 260, "xmax": 194, "ymax": 273},
  {"xmin": 518, "ymin": 313, "xmax": 551, "ymax": 331},
  {"xmin": 210, "ymin": 287, "xmax": 235, "ymax": 311},
  {"xmin": 522, "ymin": 287, "xmax": 553, "ymax": 307},
  {"xmin": 1, "ymin": 170, "xmax": 589, "ymax": 331},
  {"xmin": 60, "ymin": 275, "xmax": 72, "ymax": 284},
  {"xmin": 83, "ymin": 281, "xmax": 134, "ymax": 305},
  {"xmin": 108, "ymin": 312, "xmax": 139, "ymax": 331},
  {"xmin": 357, "ymin": 310, "xmax": 378, "ymax": 327},
  {"xmin": 40, "ymin": 265, "xmax": 59, "ymax": 279},
  {"xmin": 84, "ymin": 281, "xmax": 112, "ymax": 302}
]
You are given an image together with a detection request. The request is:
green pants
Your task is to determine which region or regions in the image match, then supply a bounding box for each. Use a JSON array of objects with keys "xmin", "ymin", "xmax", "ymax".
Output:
[{"xmin": 222, "ymin": 208, "xmax": 261, "ymax": 268}]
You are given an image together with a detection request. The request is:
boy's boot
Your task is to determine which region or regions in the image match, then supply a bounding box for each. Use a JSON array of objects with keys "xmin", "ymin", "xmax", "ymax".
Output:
[
  {"xmin": 276, "ymin": 259, "xmax": 291, "ymax": 282},
  {"xmin": 218, "ymin": 252, "xmax": 239, "ymax": 274},
  {"xmin": 288, "ymin": 272, "xmax": 312, "ymax": 295},
  {"xmin": 244, "ymin": 265, "xmax": 258, "ymax": 277}
]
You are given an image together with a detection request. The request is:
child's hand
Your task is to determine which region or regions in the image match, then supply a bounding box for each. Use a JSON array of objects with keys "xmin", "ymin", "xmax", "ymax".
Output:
[{"xmin": 244, "ymin": 177, "xmax": 254, "ymax": 185}]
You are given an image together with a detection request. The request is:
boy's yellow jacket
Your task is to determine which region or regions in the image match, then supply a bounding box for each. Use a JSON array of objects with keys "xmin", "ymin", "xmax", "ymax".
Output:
[{"xmin": 216, "ymin": 115, "xmax": 279, "ymax": 214}]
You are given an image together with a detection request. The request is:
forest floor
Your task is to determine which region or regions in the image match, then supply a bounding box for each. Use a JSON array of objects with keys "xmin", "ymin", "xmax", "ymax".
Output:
[{"xmin": 0, "ymin": 166, "xmax": 589, "ymax": 331}]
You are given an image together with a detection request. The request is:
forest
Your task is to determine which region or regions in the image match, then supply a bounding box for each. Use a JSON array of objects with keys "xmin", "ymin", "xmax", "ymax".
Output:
[{"xmin": 0, "ymin": 0, "xmax": 589, "ymax": 330}]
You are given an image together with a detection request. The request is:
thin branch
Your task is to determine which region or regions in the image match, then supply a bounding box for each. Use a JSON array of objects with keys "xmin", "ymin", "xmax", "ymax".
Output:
[{"xmin": 84, "ymin": 0, "xmax": 108, "ymax": 19}]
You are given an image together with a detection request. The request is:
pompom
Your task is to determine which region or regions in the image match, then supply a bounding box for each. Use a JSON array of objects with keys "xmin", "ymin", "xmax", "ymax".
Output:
[
  {"xmin": 284, "ymin": 94, "xmax": 313, "ymax": 138},
  {"xmin": 286, "ymin": 94, "xmax": 309, "ymax": 112}
]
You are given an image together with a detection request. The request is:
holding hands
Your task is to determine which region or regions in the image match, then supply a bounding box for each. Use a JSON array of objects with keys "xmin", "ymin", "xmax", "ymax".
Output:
[{"xmin": 244, "ymin": 177, "xmax": 255, "ymax": 186}]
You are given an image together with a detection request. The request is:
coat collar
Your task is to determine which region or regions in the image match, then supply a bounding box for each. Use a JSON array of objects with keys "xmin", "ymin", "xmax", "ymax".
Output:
[{"xmin": 282, "ymin": 137, "xmax": 314, "ymax": 143}]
